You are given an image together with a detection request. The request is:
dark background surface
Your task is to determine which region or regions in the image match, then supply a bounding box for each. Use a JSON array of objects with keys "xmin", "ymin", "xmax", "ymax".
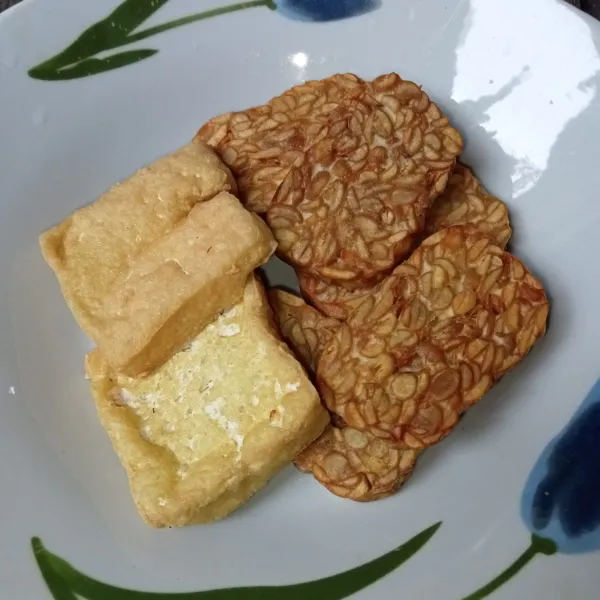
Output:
[
  {"xmin": 0, "ymin": 0, "xmax": 599, "ymax": 18},
  {"xmin": 574, "ymin": 0, "xmax": 600, "ymax": 14}
]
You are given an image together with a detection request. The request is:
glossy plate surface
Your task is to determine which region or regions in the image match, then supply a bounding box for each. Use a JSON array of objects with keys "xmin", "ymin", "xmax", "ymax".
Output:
[{"xmin": 1, "ymin": 0, "xmax": 600, "ymax": 598}]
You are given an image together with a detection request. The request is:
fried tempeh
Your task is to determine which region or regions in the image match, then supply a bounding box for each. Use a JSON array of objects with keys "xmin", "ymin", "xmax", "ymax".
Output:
[{"xmin": 318, "ymin": 226, "xmax": 549, "ymax": 449}]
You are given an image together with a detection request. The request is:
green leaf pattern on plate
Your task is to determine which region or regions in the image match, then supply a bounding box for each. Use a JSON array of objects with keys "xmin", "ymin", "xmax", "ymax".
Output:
[
  {"xmin": 31, "ymin": 49, "xmax": 159, "ymax": 81},
  {"xmin": 28, "ymin": 0, "xmax": 276, "ymax": 80},
  {"xmin": 32, "ymin": 522, "xmax": 441, "ymax": 599}
]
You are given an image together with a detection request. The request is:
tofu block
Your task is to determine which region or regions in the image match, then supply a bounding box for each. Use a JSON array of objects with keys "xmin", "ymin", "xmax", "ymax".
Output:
[
  {"xmin": 86, "ymin": 276, "xmax": 329, "ymax": 527},
  {"xmin": 94, "ymin": 192, "xmax": 276, "ymax": 375},
  {"xmin": 39, "ymin": 140, "xmax": 236, "ymax": 352}
]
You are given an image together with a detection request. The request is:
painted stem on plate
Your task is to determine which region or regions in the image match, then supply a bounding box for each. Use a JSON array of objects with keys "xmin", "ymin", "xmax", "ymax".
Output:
[
  {"xmin": 125, "ymin": 0, "xmax": 276, "ymax": 43},
  {"xmin": 461, "ymin": 534, "xmax": 557, "ymax": 600}
]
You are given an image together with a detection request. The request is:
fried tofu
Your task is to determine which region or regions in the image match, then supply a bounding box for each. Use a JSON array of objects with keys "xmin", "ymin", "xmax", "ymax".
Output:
[
  {"xmin": 40, "ymin": 140, "xmax": 244, "ymax": 372},
  {"xmin": 40, "ymin": 139, "xmax": 235, "ymax": 326},
  {"xmin": 94, "ymin": 192, "xmax": 276, "ymax": 375},
  {"xmin": 41, "ymin": 155, "xmax": 276, "ymax": 375},
  {"xmin": 86, "ymin": 276, "xmax": 329, "ymax": 527}
]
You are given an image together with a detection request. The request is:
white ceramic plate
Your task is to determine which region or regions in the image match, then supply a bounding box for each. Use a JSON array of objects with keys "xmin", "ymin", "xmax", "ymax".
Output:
[{"xmin": 2, "ymin": 0, "xmax": 600, "ymax": 598}]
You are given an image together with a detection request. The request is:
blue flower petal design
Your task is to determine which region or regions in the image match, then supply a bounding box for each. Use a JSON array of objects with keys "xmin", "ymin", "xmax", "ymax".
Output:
[
  {"xmin": 275, "ymin": 0, "xmax": 380, "ymax": 21},
  {"xmin": 462, "ymin": 379, "xmax": 600, "ymax": 599},
  {"xmin": 521, "ymin": 379, "xmax": 600, "ymax": 554}
]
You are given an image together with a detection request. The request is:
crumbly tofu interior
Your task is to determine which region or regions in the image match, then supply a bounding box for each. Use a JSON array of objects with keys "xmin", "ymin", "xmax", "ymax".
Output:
[
  {"xmin": 87, "ymin": 277, "xmax": 329, "ymax": 527},
  {"xmin": 39, "ymin": 139, "xmax": 236, "ymax": 338}
]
